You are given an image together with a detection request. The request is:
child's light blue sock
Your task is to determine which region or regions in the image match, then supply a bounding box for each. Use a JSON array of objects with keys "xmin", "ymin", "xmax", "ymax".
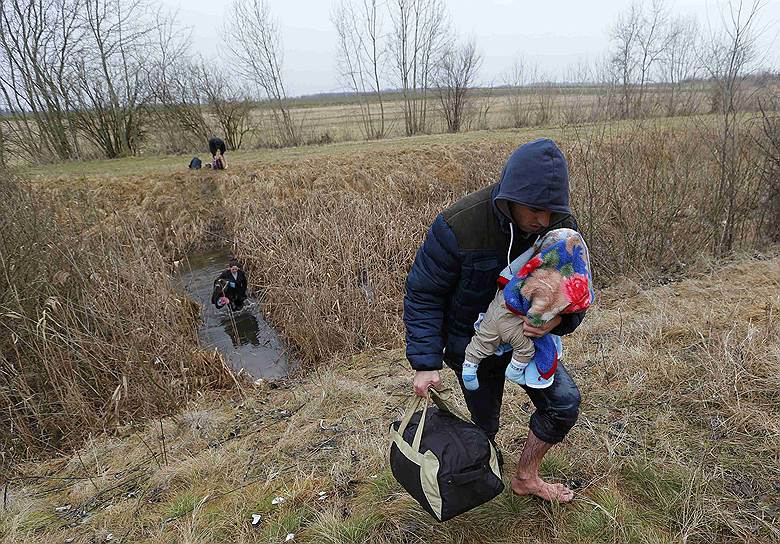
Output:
[
  {"xmin": 462, "ymin": 361, "xmax": 480, "ymax": 391},
  {"xmin": 505, "ymin": 358, "xmax": 529, "ymax": 386}
]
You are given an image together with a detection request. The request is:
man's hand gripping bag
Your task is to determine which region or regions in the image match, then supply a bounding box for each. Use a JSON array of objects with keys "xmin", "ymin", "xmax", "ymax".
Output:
[{"xmin": 389, "ymin": 388, "xmax": 504, "ymax": 522}]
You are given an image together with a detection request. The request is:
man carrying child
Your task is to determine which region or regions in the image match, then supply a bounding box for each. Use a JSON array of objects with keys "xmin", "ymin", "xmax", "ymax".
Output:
[{"xmin": 403, "ymin": 138, "xmax": 588, "ymax": 503}]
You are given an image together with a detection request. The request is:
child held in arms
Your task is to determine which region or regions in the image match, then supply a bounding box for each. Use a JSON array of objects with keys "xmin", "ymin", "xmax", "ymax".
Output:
[{"xmin": 462, "ymin": 228, "xmax": 594, "ymax": 391}]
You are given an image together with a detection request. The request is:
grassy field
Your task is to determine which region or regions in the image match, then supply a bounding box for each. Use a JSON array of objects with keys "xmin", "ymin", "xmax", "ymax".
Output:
[
  {"xmin": 3, "ymin": 256, "xmax": 779, "ymax": 543},
  {"xmin": 3, "ymin": 115, "xmax": 779, "ymax": 543},
  {"xmin": 20, "ymin": 128, "xmax": 527, "ymax": 179},
  {"xmin": 6, "ymin": 83, "xmax": 724, "ymax": 162}
]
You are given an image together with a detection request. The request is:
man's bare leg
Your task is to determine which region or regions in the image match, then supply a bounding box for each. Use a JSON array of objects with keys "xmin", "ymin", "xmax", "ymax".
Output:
[{"xmin": 511, "ymin": 428, "xmax": 574, "ymax": 502}]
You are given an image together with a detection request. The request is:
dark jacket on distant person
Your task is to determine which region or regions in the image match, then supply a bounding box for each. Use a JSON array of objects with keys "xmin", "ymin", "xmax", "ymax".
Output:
[
  {"xmin": 211, "ymin": 269, "xmax": 247, "ymax": 308},
  {"xmin": 208, "ymin": 137, "xmax": 226, "ymax": 157},
  {"xmin": 403, "ymin": 138, "xmax": 586, "ymax": 372}
]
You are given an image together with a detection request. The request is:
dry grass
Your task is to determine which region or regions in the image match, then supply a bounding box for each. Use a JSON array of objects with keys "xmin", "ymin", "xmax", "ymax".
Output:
[
  {"xmin": 4, "ymin": 114, "xmax": 778, "ymax": 542},
  {"xmin": 22, "ymin": 116, "xmax": 774, "ymax": 369},
  {"xmin": 10, "ymin": 115, "xmax": 773, "ymax": 453},
  {"xmin": 3, "ymin": 255, "xmax": 778, "ymax": 543},
  {"xmin": 114, "ymin": 83, "xmax": 757, "ymax": 154},
  {"xmin": 0, "ymin": 174, "xmax": 235, "ymax": 462},
  {"xmin": 213, "ymin": 119, "xmax": 771, "ymax": 366}
]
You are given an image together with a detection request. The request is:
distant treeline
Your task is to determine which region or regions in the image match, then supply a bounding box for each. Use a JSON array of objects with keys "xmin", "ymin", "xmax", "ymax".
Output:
[{"xmin": 1, "ymin": 0, "xmax": 778, "ymax": 164}]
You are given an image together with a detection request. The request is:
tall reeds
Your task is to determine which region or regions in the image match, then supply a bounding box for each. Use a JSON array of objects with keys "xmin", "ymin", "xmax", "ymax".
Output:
[
  {"xmin": 223, "ymin": 120, "xmax": 774, "ymax": 366},
  {"xmin": 0, "ymin": 174, "xmax": 234, "ymax": 462}
]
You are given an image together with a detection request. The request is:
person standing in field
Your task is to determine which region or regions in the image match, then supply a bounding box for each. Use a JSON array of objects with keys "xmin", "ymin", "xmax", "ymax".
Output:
[
  {"xmin": 403, "ymin": 138, "xmax": 586, "ymax": 503},
  {"xmin": 208, "ymin": 136, "xmax": 228, "ymax": 170}
]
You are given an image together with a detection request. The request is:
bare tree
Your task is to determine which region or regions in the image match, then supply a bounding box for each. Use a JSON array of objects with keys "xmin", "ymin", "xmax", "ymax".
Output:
[
  {"xmin": 700, "ymin": 0, "xmax": 766, "ymax": 255},
  {"xmin": 145, "ymin": 20, "xmax": 208, "ymax": 152},
  {"xmin": 533, "ymin": 72, "xmax": 557, "ymax": 126},
  {"xmin": 472, "ymin": 82, "xmax": 498, "ymax": 131},
  {"xmin": 228, "ymin": 0, "xmax": 298, "ymax": 146},
  {"xmin": 0, "ymin": 0, "xmax": 83, "ymax": 161},
  {"xmin": 503, "ymin": 59, "xmax": 555, "ymax": 127},
  {"xmin": 634, "ymin": 0, "xmax": 668, "ymax": 115},
  {"xmin": 434, "ymin": 39, "xmax": 481, "ymax": 133},
  {"xmin": 658, "ymin": 15, "xmax": 699, "ymax": 115},
  {"xmin": 147, "ymin": 59, "xmax": 210, "ymax": 152},
  {"xmin": 504, "ymin": 58, "xmax": 533, "ymax": 128},
  {"xmin": 562, "ymin": 58, "xmax": 601, "ymax": 123},
  {"xmin": 610, "ymin": 2, "xmax": 642, "ymax": 118},
  {"xmin": 71, "ymin": 0, "xmax": 165, "ymax": 158},
  {"xmin": 148, "ymin": 58, "xmax": 255, "ymax": 153},
  {"xmin": 388, "ymin": 0, "xmax": 449, "ymax": 136},
  {"xmin": 332, "ymin": 0, "xmax": 386, "ymax": 139},
  {"xmin": 200, "ymin": 66, "xmax": 255, "ymax": 151}
]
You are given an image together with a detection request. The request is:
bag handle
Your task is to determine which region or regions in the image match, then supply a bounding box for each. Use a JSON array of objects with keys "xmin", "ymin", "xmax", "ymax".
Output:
[
  {"xmin": 396, "ymin": 387, "xmax": 468, "ymax": 454},
  {"xmin": 411, "ymin": 399, "xmax": 429, "ymax": 452},
  {"xmin": 397, "ymin": 394, "xmax": 425, "ymax": 437},
  {"xmin": 429, "ymin": 387, "xmax": 469, "ymax": 422}
]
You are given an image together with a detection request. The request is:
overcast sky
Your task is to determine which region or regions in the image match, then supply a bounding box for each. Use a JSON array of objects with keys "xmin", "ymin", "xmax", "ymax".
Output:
[{"xmin": 162, "ymin": 0, "xmax": 780, "ymax": 96}]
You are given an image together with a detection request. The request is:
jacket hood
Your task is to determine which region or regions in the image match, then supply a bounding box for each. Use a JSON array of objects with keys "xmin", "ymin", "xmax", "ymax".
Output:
[{"xmin": 493, "ymin": 138, "xmax": 571, "ymax": 231}]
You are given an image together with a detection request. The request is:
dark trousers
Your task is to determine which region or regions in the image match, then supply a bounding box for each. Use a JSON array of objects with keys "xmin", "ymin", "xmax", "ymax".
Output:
[
  {"xmin": 445, "ymin": 353, "xmax": 581, "ymax": 444},
  {"xmin": 228, "ymin": 295, "xmax": 245, "ymax": 311}
]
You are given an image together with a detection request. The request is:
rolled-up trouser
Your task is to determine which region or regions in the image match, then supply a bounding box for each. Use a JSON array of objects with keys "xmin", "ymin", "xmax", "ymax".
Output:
[{"xmin": 444, "ymin": 351, "xmax": 580, "ymax": 444}]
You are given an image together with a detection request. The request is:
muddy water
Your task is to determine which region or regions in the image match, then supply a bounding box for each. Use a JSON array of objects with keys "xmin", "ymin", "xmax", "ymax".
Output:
[{"xmin": 178, "ymin": 251, "xmax": 290, "ymax": 379}]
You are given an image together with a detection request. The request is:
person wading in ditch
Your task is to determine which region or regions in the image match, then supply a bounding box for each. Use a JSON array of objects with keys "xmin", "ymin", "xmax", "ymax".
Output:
[
  {"xmin": 211, "ymin": 258, "xmax": 248, "ymax": 311},
  {"xmin": 403, "ymin": 138, "xmax": 585, "ymax": 503}
]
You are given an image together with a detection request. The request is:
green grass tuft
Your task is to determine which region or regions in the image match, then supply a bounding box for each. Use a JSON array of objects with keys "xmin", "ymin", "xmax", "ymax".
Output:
[
  {"xmin": 163, "ymin": 491, "xmax": 200, "ymax": 521},
  {"xmin": 566, "ymin": 485, "xmax": 671, "ymax": 544},
  {"xmin": 305, "ymin": 509, "xmax": 383, "ymax": 544}
]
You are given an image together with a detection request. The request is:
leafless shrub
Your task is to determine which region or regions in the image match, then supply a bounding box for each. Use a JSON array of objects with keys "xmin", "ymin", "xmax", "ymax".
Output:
[
  {"xmin": 227, "ymin": 0, "xmax": 299, "ymax": 146},
  {"xmin": 504, "ymin": 59, "xmax": 534, "ymax": 128},
  {"xmin": 470, "ymin": 84, "xmax": 498, "ymax": 131},
  {"xmin": 199, "ymin": 67, "xmax": 256, "ymax": 151},
  {"xmin": 699, "ymin": 0, "xmax": 766, "ymax": 256},
  {"xmin": 332, "ymin": 0, "xmax": 387, "ymax": 140},
  {"xmin": 434, "ymin": 39, "xmax": 481, "ymax": 133},
  {"xmin": 757, "ymin": 97, "xmax": 780, "ymax": 242}
]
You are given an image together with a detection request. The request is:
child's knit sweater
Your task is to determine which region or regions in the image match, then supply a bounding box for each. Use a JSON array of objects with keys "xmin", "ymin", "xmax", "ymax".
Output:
[{"xmin": 503, "ymin": 228, "xmax": 594, "ymax": 380}]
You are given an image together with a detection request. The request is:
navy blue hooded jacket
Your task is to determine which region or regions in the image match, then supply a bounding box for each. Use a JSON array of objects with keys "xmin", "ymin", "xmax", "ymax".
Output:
[{"xmin": 403, "ymin": 138, "xmax": 586, "ymax": 371}]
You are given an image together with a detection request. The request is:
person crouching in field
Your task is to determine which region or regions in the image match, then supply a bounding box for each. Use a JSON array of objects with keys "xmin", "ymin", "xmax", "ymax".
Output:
[
  {"xmin": 211, "ymin": 259, "xmax": 247, "ymax": 310},
  {"xmin": 462, "ymin": 228, "xmax": 593, "ymax": 391},
  {"xmin": 208, "ymin": 136, "xmax": 228, "ymax": 170},
  {"xmin": 404, "ymin": 138, "xmax": 589, "ymax": 503}
]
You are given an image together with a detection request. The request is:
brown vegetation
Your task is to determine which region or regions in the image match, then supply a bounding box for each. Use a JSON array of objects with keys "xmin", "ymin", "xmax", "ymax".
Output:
[
  {"xmin": 8, "ymin": 115, "xmax": 776, "ymax": 465},
  {"xmin": 2, "ymin": 111, "xmax": 779, "ymax": 542},
  {"xmin": 0, "ymin": 174, "xmax": 235, "ymax": 463},
  {"xmin": 222, "ymin": 119, "xmax": 773, "ymax": 366},
  {"xmin": 3, "ymin": 255, "xmax": 778, "ymax": 542}
]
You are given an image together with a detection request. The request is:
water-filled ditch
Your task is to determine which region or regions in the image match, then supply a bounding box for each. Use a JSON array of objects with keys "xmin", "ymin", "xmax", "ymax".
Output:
[{"xmin": 178, "ymin": 251, "xmax": 291, "ymax": 379}]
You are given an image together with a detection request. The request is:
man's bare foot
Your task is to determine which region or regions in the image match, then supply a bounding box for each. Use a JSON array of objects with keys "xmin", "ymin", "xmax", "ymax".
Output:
[{"xmin": 511, "ymin": 475, "xmax": 574, "ymax": 503}]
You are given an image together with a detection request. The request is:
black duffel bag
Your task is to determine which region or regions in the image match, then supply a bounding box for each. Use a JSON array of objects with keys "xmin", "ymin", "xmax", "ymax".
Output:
[{"xmin": 389, "ymin": 388, "xmax": 504, "ymax": 522}]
